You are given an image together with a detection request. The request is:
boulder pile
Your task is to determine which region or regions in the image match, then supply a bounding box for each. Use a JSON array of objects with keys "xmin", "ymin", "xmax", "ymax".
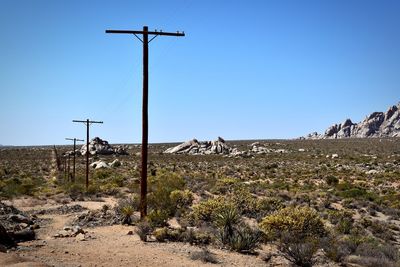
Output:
[
  {"xmin": 164, "ymin": 137, "xmax": 241, "ymax": 155},
  {"xmin": 249, "ymin": 142, "xmax": 289, "ymax": 154},
  {"xmin": 305, "ymin": 103, "xmax": 400, "ymax": 139},
  {"xmin": 80, "ymin": 137, "xmax": 128, "ymax": 156},
  {"xmin": 0, "ymin": 202, "xmax": 37, "ymax": 249},
  {"xmin": 90, "ymin": 159, "xmax": 121, "ymax": 169},
  {"xmin": 164, "ymin": 138, "xmax": 290, "ymax": 157}
]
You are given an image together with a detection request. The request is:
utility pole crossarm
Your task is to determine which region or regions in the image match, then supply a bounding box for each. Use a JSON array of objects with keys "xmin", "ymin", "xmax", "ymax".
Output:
[
  {"xmin": 66, "ymin": 138, "xmax": 84, "ymax": 142},
  {"xmin": 72, "ymin": 120, "xmax": 103, "ymax": 125},
  {"xmin": 105, "ymin": 29, "xmax": 185, "ymax": 37}
]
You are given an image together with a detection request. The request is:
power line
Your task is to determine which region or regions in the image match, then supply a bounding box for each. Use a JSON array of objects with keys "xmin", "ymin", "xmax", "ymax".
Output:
[{"xmin": 105, "ymin": 26, "xmax": 185, "ymax": 219}]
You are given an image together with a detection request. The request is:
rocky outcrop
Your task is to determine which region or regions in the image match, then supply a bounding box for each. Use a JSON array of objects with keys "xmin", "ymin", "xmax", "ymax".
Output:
[
  {"xmin": 0, "ymin": 202, "xmax": 37, "ymax": 249},
  {"xmin": 80, "ymin": 137, "xmax": 128, "ymax": 156},
  {"xmin": 164, "ymin": 137, "xmax": 234, "ymax": 155},
  {"xmin": 164, "ymin": 138, "xmax": 289, "ymax": 157},
  {"xmin": 305, "ymin": 103, "xmax": 400, "ymax": 139}
]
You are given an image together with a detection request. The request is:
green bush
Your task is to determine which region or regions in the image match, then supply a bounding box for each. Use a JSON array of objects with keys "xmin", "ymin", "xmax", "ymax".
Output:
[
  {"xmin": 147, "ymin": 209, "xmax": 170, "ymax": 227},
  {"xmin": 93, "ymin": 169, "xmax": 112, "ymax": 180},
  {"xmin": 170, "ymin": 189, "xmax": 193, "ymax": 211},
  {"xmin": 328, "ymin": 210, "xmax": 354, "ymax": 234},
  {"xmin": 213, "ymin": 177, "xmax": 240, "ymax": 194},
  {"xmin": 336, "ymin": 182, "xmax": 379, "ymax": 202},
  {"xmin": 147, "ymin": 171, "xmax": 185, "ymax": 216},
  {"xmin": 192, "ymin": 197, "xmax": 233, "ymax": 223},
  {"xmin": 259, "ymin": 206, "xmax": 326, "ymax": 240},
  {"xmin": 121, "ymin": 205, "xmax": 134, "ymax": 225},
  {"xmin": 153, "ymin": 227, "xmax": 186, "ymax": 242},
  {"xmin": 230, "ymin": 188, "xmax": 257, "ymax": 216},
  {"xmin": 0, "ymin": 176, "xmax": 45, "ymax": 197}
]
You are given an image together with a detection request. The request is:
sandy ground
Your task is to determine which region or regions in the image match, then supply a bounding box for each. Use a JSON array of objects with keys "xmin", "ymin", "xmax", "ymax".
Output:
[{"xmin": 1, "ymin": 197, "xmax": 287, "ymax": 267}]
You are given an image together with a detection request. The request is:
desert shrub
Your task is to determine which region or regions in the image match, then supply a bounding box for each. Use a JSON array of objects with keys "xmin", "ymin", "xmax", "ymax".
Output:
[
  {"xmin": 259, "ymin": 206, "xmax": 326, "ymax": 240},
  {"xmin": 230, "ymin": 188, "xmax": 258, "ymax": 216},
  {"xmin": 99, "ymin": 183, "xmax": 120, "ymax": 195},
  {"xmin": 355, "ymin": 242, "xmax": 399, "ymax": 262},
  {"xmin": 120, "ymin": 205, "xmax": 134, "ymax": 225},
  {"xmin": 192, "ymin": 197, "xmax": 232, "ymax": 224},
  {"xmin": 190, "ymin": 247, "xmax": 219, "ymax": 264},
  {"xmin": 67, "ymin": 183, "xmax": 85, "ymax": 197},
  {"xmin": 259, "ymin": 206, "xmax": 326, "ymax": 266},
  {"xmin": 325, "ymin": 175, "xmax": 339, "ymax": 186},
  {"xmin": 170, "ymin": 189, "xmax": 193, "ymax": 211},
  {"xmin": 321, "ymin": 236, "xmax": 352, "ymax": 263},
  {"xmin": 336, "ymin": 182, "xmax": 379, "ymax": 202},
  {"xmin": 147, "ymin": 209, "xmax": 169, "ymax": 227},
  {"xmin": 19, "ymin": 177, "xmax": 36, "ymax": 195},
  {"xmin": 366, "ymin": 220, "xmax": 396, "ymax": 242},
  {"xmin": 182, "ymin": 228, "xmax": 212, "ymax": 245},
  {"xmin": 116, "ymin": 195, "xmax": 139, "ymax": 212},
  {"xmin": 215, "ymin": 206, "xmax": 241, "ymax": 244},
  {"xmin": 86, "ymin": 183, "xmax": 101, "ymax": 195},
  {"xmin": 147, "ymin": 171, "xmax": 185, "ymax": 216},
  {"xmin": 0, "ymin": 176, "xmax": 45, "ymax": 197},
  {"xmin": 212, "ymin": 177, "xmax": 239, "ymax": 194},
  {"xmin": 153, "ymin": 227, "xmax": 185, "ymax": 242},
  {"xmin": 135, "ymin": 220, "xmax": 152, "ymax": 242},
  {"xmin": 93, "ymin": 169, "xmax": 112, "ymax": 180},
  {"xmin": 328, "ymin": 210, "xmax": 354, "ymax": 234},
  {"xmin": 225, "ymin": 225, "xmax": 262, "ymax": 253},
  {"xmin": 213, "ymin": 206, "xmax": 261, "ymax": 253},
  {"xmin": 111, "ymin": 175, "xmax": 124, "ymax": 187},
  {"xmin": 278, "ymin": 233, "xmax": 319, "ymax": 267},
  {"xmin": 153, "ymin": 227, "xmax": 169, "ymax": 242},
  {"xmin": 115, "ymin": 195, "xmax": 139, "ymax": 224},
  {"xmin": 254, "ymin": 197, "xmax": 284, "ymax": 219},
  {"xmin": 347, "ymin": 241, "xmax": 400, "ymax": 267}
]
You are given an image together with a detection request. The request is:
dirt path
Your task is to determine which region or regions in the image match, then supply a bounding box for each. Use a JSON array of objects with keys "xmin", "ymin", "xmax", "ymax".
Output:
[{"xmin": 2, "ymin": 198, "xmax": 282, "ymax": 267}]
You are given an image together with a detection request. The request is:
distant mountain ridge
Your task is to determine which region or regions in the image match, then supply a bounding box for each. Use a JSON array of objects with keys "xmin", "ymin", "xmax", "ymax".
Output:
[{"xmin": 305, "ymin": 103, "xmax": 400, "ymax": 139}]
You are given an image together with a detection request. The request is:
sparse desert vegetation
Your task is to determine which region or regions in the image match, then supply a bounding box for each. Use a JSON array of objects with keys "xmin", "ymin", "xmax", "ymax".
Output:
[{"xmin": 1, "ymin": 138, "xmax": 400, "ymax": 266}]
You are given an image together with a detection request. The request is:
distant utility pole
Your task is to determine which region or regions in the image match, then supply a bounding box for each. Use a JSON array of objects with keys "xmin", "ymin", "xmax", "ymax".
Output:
[
  {"xmin": 105, "ymin": 26, "xmax": 185, "ymax": 219},
  {"xmin": 72, "ymin": 119, "xmax": 103, "ymax": 190},
  {"xmin": 65, "ymin": 138, "xmax": 84, "ymax": 183},
  {"xmin": 63, "ymin": 156, "xmax": 68, "ymax": 180},
  {"xmin": 67, "ymin": 153, "xmax": 71, "ymax": 181}
]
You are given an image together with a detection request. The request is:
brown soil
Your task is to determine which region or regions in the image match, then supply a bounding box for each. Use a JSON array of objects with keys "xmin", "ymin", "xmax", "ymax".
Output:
[{"xmin": 1, "ymin": 197, "xmax": 286, "ymax": 267}]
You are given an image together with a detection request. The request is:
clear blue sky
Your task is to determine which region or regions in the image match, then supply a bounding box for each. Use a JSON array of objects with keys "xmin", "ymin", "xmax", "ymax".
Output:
[{"xmin": 1, "ymin": 0, "xmax": 399, "ymax": 146}]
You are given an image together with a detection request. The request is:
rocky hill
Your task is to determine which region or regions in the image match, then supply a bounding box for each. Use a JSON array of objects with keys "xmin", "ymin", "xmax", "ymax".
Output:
[{"xmin": 305, "ymin": 103, "xmax": 400, "ymax": 139}]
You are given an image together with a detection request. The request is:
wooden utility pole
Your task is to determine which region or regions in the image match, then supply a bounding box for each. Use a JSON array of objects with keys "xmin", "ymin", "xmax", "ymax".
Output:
[
  {"xmin": 67, "ymin": 153, "xmax": 71, "ymax": 181},
  {"xmin": 72, "ymin": 119, "xmax": 103, "ymax": 190},
  {"xmin": 64, "ymin": 156, "xmax": 67, "ymax": 180},
  {"xmin": 65, "ymin": 138, "xmax": 84, "ymax": 183},
  {"xmin": 105, "ymin": 26, "xmax": 185, "ymax": 219}
]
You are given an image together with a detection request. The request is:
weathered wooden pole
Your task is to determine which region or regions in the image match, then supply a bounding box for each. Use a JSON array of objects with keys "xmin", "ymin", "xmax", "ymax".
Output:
[{"xmin": 105, "ymin": 26, "xmax": 185, "ymax": 219}]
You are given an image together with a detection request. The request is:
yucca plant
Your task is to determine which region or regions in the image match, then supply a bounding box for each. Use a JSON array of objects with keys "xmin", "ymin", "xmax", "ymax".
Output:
[
  {"xmin": 121, "ymin": 205, "xmax": 134, "ymax": 225},
  {"xmin": 228, "ymin": 225, "xmax": 262, "ymax": 253},
  {"xmin": 215, "ymin": 206, "xmax": 240, "ymax": 244}
]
